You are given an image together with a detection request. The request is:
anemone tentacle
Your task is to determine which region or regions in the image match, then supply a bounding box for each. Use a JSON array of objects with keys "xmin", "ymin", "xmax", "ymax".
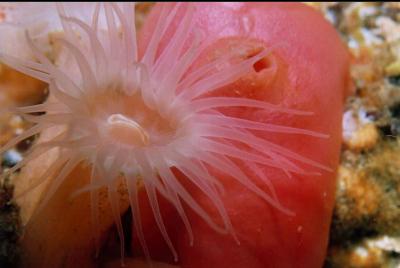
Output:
[{"xmin": 0, "ymin": 2, "xmax": 330, "ymax": 262}]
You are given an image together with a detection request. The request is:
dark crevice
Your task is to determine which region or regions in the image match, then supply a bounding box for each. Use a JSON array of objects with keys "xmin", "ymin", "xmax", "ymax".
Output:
[{"xmin": 253, "ymin": 56, "xmax": 271, "ymax": 73}]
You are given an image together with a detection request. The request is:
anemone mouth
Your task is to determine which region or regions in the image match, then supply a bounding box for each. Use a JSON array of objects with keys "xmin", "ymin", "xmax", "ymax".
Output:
[
  {"xmin": 106, "ymin": 113, "xmax": 150, "ymax": 147},
  {"xmin": 0, "ymin": 2, "xmax": 332, "ymax": 264},
  {"xmin": 88, "ymin": 90, "xmax": 182, "ymax": 148}
]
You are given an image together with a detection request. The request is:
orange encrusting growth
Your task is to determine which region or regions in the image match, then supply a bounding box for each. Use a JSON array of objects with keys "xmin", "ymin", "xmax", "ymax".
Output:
[
  {"xmin": 18, "ymin": 162, "xmax": 130, "ymax": 267},
  {"xmin": 135, "ymin": 3, "xmax": 351, "ymax": 268}
]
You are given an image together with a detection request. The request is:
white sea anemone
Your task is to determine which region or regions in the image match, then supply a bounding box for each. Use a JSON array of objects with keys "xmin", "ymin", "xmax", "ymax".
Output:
[{"xmin": 0, "ymin": 2, "xmax": 330, "ymax": 262}]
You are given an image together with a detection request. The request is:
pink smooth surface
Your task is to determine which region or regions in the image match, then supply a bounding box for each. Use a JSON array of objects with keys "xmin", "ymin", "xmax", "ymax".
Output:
[{"xmin": 135, "ymin": 3, "xmax": 350, "ymax": 268}]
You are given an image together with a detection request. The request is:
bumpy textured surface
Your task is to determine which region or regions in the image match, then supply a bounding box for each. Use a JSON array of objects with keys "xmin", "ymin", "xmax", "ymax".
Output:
[{"xmin": 308, "ymin": 3, "xmax": 400, "ymax": 267}]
